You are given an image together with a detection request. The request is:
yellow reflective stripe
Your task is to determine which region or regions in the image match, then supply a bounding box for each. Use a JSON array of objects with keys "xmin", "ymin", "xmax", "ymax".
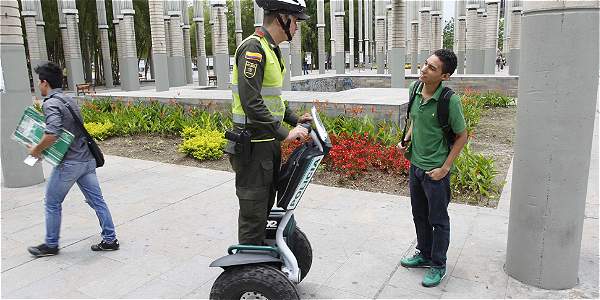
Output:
[
  {"xmin": 251, "ymin": 138, "xmax": 276, "ymax": 143},
  {"xmin": 232, "ymin": 114, "xmax": 284, "ymax": 124},
  {"xmin": 231, "ymin": 85, "xmax": 282, "ymax": 96}
]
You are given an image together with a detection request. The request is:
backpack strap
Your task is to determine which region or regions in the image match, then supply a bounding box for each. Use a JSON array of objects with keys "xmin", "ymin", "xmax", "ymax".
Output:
[
  {"xmin": 437, "ymin": 87, "xmax": 456, "ymax": 149},
  {"xmin": 401, "ymin": 80, "xmax": 422, "ymax": 145}
]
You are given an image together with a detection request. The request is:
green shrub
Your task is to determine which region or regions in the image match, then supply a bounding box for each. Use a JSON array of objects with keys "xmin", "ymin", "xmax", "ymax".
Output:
[
  {"xmin": 460, "ymin": 94, "xmax": 482, "ymax": 135},
  {"xmin": 178, "ymin": 126, "xmax": 226, "ymax": 161},
  {"xmin": 473, "ymin": 91, "xmax": 515, "ymax": 108},
  {"xmin": 84, "ymin": 121, "xmax": 114, "ymax": 140},
  {"xmin": 451, "ymin": 143, "xmax": 498, "ymax": 198}
]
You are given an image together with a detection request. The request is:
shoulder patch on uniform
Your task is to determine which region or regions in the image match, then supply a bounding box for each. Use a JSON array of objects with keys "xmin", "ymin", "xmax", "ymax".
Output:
[
  {"xmin": 244, "ymin": 61, "xmax": 257, "ymax": 78},
  {"xmin": 245, "ymin": 51, "xmax": 263, "ymax": 62}
]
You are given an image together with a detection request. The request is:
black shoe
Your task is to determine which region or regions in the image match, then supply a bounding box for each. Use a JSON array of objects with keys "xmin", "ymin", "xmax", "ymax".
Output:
[
  {"xmin": 28, "ymin": 244, "xmax": 59, "ymax": 257},
  {"xmin": 91, "ymin": 239, "xmax": 120, "ymax": 251}
]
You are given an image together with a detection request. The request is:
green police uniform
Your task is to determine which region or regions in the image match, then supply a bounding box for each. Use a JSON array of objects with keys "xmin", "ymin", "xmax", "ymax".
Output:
[{"xmin": 228, "ymin": 27, "xmax": 299, "ymax": 245}]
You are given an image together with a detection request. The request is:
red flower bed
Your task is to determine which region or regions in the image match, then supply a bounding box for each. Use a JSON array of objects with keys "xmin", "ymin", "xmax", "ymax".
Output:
[{"xmin": 281, "ymin": 132, "xmax": 410, "ymax": 179}]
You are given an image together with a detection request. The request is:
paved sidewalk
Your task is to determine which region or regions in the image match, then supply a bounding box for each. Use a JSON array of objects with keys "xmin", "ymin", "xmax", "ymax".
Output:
[{"xmin": 1, "ymin": 108, "xmax": 598, "ymax": 298}]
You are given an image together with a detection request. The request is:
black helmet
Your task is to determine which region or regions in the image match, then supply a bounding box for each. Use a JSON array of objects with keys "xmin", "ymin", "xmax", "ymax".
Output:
[{"xmin": 256, "ymin": 0, "xmax": 309, "ymax": 20}]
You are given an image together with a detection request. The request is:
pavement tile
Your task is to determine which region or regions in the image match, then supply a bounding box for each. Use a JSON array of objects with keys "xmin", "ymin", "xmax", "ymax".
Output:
[
  {"xmin": 298, "ymin": 281, "xmax": 370, "ymax": 299},
  {"xmin": 440, "ymin": 275, "xmax": 506, "ymax": 299},
  {"xmin": 123, "ymin": 277, "xmax": 194, "ymax": 299}
]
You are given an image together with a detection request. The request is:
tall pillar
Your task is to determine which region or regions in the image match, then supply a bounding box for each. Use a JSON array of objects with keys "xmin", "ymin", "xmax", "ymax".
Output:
[
  {"xmin": 148, "ymin": 0, "xmax": 169, "ymax": 91},
  {"xmin": 167, "ymin": 1, "xmax": 186, "ymax": 87},
  {"xmin": 193, "ymin": 0, "xmax": 208, "ymax": 86},
  {"xmin": 358, "ymin": 0, "xmax": 364, "ymax": 69},
  {"xmin": 62, "ymin": 0, "xmax": 84, "ymax": 89},
  {"xmin": 281, "ymin": 41, "xmax": 291, "ymax": 90},
  {"xmin": 21, "ymin": 0, "xmax": 42, "ymax": 98},
  {"xmin": 506, "ymin": 0, "xmax": 599, "ymax": 289},
  {"xmin": 509, "ymin": 2, "xmax": 522, "ymax": 75},
  {"xmin": 329, "ymin": 0, "xmax": 335, "ymax": 70},
  {"xmin": 483, "ymin": 0, "xmax": 499, "ymax": 74},
  {"xmin": 418, "ymin": 4, "xmax": 431, "ymax": 64},
  {"xmin": 96, "ymin": 0, "xmax": 113, "ymax": 88},
  {"xmin": 431, "ymin": 0, "xmax": 442, "ymax": 51},
  {"xmin": 253, "ymin": 0, "xmax": 263, "ymax": 30},
  {"xmin": 211, "ymin": 0, "xmax": 229, "ymax": 90},
  {"xmin": 120, "ymin": 1, "xmax": 139, "ymax": 91},
  {"xmin": 34, "ymin": 0, "xmax": 48, "ymax": 62},
  {"xmin": 182, "ymin": 0, "xmax": 193, "ymax": 84},
  {"xmin": 112, "ymin": 1, "xmax": 125, "ymax": 87},
  {"xmin": 374, "ymin": 0, "xmax": 385, "ymax": 74},
  {"xmin": 364, "ymin": 0, "xmax": 371, "ymax": 68},
  {"xmin": 0, "ymin": 0, "xmax": 45, "ymax": 187},
  {"xmin": 348, "ymin": 0, "xmax": 354, "ymax": 71},
  {"xmin": 57, "ymin": 0, "xmax": 71, "ymax": 88},
  {"xmin": 409, "ymin": 0, "xmax": 419, "ymax": 74},
  {"xmin": 386, "ymin": 3, "xmax": 392, "ymax": 72},
  {"xmin": 234, "ymin": 0, "xmax": 243, "ymax": 47},
  {"xmin": 456, "ymin": 0, "xmax": 467, "ymax": 74},
  {"xmin": 465, "ymin": 1, "xmax": 479, "ymax": 74},
  {"xmin": 290, "ymin": 23, "xmax": 302, "ymax": 76},
  {"xmin": 390, "ymin": 0, "xmax": 406, "ymax": 88},
  {"xmin": 164, "ymin": 14, "xmax": 173, "ymax": 86},
  {"xmin": 334, "ymin": 0, "xmax": 345, "ymax": 74},
  {"xmin": 503, "ymin": 0, "xmax": 512, "ymax": 59},
  {"xmin": 476, "ymin": 7, "xmax": 485, "ymax": 74},
  {"xmin": 317, "ymin": 0, "xmax": 326, "ymax": 74}
]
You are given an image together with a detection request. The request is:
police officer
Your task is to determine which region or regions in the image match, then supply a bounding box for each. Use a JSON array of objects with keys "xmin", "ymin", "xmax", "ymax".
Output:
[{"xmin": 226, "ymin": 0, "xmax": 311, "ymax": 245}]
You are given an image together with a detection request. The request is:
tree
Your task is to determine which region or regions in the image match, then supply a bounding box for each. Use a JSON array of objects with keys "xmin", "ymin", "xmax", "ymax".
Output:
[
  {"xmin": 498, "ymin": 18, "xmax": 504, "ymax": 53},
  {"xmin": 443, "ymin": 17, "xmax": 454, "ymax": 50}
]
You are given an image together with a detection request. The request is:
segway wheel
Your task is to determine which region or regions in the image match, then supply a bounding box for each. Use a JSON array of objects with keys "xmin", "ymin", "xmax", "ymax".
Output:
[
  {"xmin": 209, "ymin": 264, "xmax": 299, "ymax": 300},
  {"xmin": 290, "ymin": 227, "xmax": 313, "ymax": 282}
]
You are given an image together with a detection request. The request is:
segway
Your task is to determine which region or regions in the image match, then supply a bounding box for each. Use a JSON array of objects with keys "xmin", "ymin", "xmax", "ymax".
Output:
[{"xmin": 209, "ymin": 106, "xmax": 332, "ymax": 300}]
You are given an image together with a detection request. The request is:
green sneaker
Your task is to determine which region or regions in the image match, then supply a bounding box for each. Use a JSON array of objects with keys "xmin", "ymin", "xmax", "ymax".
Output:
[
  {"xmin": 400, "ymin": 252, "xmax": 432, "ymax": 268},
  {"xmin": 422, "ymin": 266, "xmax": 446, "ymax": 287}
]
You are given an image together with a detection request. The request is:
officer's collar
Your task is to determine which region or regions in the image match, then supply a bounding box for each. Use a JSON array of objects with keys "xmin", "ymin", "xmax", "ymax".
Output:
[{"xmin": 256, "ymin": 26, "xmax": 277, "ymax": 49}]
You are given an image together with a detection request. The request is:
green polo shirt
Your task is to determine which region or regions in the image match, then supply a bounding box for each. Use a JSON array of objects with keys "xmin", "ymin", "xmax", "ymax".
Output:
[{"xmin": 407, "ymin": 81, "xmax": 466, "ymax": 171}]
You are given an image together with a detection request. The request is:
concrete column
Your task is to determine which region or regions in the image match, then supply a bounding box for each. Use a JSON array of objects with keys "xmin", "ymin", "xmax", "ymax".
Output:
[
  {"xmin": 386, "ymin": 3, "xmax": 392, "ymax": 72},
  {"xmin": 112, "ymin": 1, "xmax": 124, "ymax": 87},
  {"xmin": 62, "ymin": 0, "xmax": 84, "ymax": 88},
  {"xmin": 483, "ymin": 0, "xmax": 499, "ymax": 74},
  {"xmin": 364, "ymin": 0, "xmax": 371, "ymax": 68},
  {"xmin": 456, "ymin": 16, "xmax": 466, "ymax": 74},
  {"xmin": 329, "ymin": 0, "xmax": 336, "ymax": 70},
  {"xmin": 21, "ymin": 1, "xmax": 42, "ymax": 98},
  {"xmin": 168, "ymin": 2, "xmax": 186, "ymax": 87},
  {"xmin": 506, "ymin": 0, "xmax": 599, "ymax": 289},
  {"xmin": 418, "ymin": 4, "xmax": 431, "ymax": 64},
  {"xmin": 164, "ymin": 15, "xmax": 173, "ymax": 86},
  {"xmin": 509, "ymin": 4, "xmax": 522, "ymax": 75},
  {"xmin": 211, "ymin": 1, "xmax": 229, "ymax": 90},
  {"xmin": 253, "ymin": 0, "xmax": 263, "ymax": 29},
  {"xmin": 317, "ymin": 0, "xmax": 326, "ymax": 74},
  {"xmin": 234, "ymin": 0, "xmax": 243, "ymax": 47},
  {"xmin": 182, "ymin": 0, "xmax": 193, "ymax": 85},
  {"xmin": 334, "ymin": 0, "xmax": 345, "ymax": 74},
  {"xmin": 96, "ymin": 0, "xmax": 113, "ymax": 88},
  {"xmin": 148, "ymin": 0, "xmax": 169, "ymax": 91},
  {"xmin": 374, "ymin": 1, "xmax": 385, "ymax": 74},
  {"xmin": 33, "ymin": 0, "xmax": 48, "ymax": 62},
  {"xmin": 390, "ymin": 0, "xmax": 406, "ymax": 88},
  {"xmin": 358, "ymin": 0, "xmax": 364, "ymax": 69},
  {"xmin": 465, "ymin": 2, "xmax": 479, "ymax": 74},
  {"xmin": 290, "ymin": 23, "xmax": 302, "ymax": 77},
  {"xmin": 409, "ymin": 0, "xmax": 418, "ymax": 74},
  {"xmin": 431, "ymin": 0, "xmax": 442, "ymax": 51},
  {"xmin": 56, "ymin": 0, "xmax": 70, "ymax": 88},
  {"xmin": 0, "ymin": 0, "xmax": 45, "ymax": 187},
  {"xmin": 120, "ymin": 2, "xmax": 139, "ymax": 91},
  {"xmin": 503, "ymin": 0, "xmax": 512, "ymax": 58},
  {"xmin": 281, "ymin": 41, "xmax": 291, "ymax": 90},
  {"xmin": 349, "ymin": 0, "xmax": 354, "ymax": 71},
  {"xmin": 193, "ymin": 0, "xmax": 208, "ymax": 86},
  {"xmin": 476, "ymin": 8, "xmax": 485, "ymax": 74}
]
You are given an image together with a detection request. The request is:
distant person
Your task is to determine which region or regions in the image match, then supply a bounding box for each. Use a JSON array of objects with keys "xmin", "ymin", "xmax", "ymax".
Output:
[
  {"xmin": 398, "ymin": 49, "xmax": 468, "ymax": 287},
  {"xmin": 27, "ymin": 62, "xmax": 119, "ymax": 257},
  {"xmin": 496, "ymin": 55, "xmax": 502, "ymax": 71}
]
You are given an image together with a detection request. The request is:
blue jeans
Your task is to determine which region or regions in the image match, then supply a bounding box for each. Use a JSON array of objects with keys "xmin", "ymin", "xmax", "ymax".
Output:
[
  {"xmin": 45, "ymin": 159, "xmax": 116, "ymax": 247},
  {"xmin": 409, "ymin": 164, "xmax": 451, "ymax": 267}
]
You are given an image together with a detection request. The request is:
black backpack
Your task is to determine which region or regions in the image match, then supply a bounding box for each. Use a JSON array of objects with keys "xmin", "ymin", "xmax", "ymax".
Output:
[{"xmin": 402, "ymin": 80, "xmax": 456, "ymax": 149}]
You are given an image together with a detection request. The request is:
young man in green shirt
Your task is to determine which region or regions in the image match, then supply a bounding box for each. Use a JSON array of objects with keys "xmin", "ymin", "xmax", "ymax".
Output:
[{"xmin": 398, "ymin": 49, "xmax": 468, "ymax": 287}]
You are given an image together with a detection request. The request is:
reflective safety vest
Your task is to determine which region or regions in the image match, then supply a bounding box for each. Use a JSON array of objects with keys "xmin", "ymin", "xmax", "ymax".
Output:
[{"xmin": 231, "ymin": 35, "xmax": 286, "ymax": 125}]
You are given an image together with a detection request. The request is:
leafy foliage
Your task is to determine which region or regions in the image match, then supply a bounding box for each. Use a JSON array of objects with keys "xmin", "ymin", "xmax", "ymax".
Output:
[
  {"xmin": 178, "ymin": 126, "xmax": 226, "ymax": 161},
  {"xmin": 84, "ymin": 120, "xmax": 114, "ymax": 141},
  {"xmin": 451, "ymin": 143, "xmax": 499, "ymax": 198}
]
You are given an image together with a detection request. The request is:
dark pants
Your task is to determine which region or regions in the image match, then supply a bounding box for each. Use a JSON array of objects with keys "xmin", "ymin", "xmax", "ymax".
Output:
[
  {"xmin": 229, "ymin": 141, "xmax": 281, "ymax": 245},
  {"xmin": 409, "ymin": 164, "xmax": 451, "ymax": 267}
]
